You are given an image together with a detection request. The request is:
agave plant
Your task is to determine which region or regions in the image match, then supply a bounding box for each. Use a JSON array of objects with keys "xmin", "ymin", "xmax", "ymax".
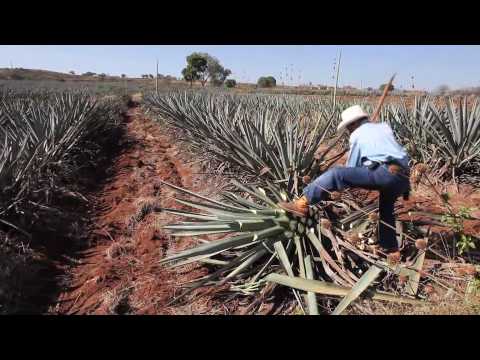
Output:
[
  {"xmin": 159, "ymin": 178, "xmax": 426, "ymax": 314},
  {"xmin": 144, "ymin": 91, "xmax": 355, "ymax": 194},
  {"xmin": 0, "ymin": 90, "xmax": 125, "ymax": 234},
  {"xmin": 425, "ymin": 97, "xmax": 480, "ymax": 178},
  {"xmin": 145, "ymin": 91, "xmax": 436, "ymax": 314},
  {"xmin": 386, "ymin": 96, "xmax": 480, "ymax": 180}
]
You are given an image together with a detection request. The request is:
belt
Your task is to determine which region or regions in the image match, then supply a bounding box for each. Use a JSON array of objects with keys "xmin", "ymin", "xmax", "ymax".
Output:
[
  {"xmin": 364, "ymin": 160, "xmax": 411, "ymax": 200},
  {"xmin": 363, "ymin": 160, "xmax": 409, "ymax": 175}
]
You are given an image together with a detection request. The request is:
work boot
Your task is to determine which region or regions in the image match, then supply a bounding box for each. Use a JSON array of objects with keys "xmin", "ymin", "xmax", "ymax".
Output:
[{"xmin": 278, "ymin": 196, "xmax": 309, "ymax": 217}]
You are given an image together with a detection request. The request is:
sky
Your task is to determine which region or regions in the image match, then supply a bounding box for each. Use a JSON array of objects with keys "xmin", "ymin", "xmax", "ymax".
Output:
[{"xmin": 1, "ymin": 45, "xmax": 480, "ymax": 91}]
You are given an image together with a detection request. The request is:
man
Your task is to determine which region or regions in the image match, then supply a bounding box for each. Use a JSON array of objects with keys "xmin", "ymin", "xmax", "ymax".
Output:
[{"xmin": 279, "ymin": 105, "xmax": 410, "ymax": 259}]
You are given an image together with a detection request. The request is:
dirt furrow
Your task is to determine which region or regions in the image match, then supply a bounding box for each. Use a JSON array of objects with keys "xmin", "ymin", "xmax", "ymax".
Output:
[{"xmin": 51, "ymin": 105, "xmax": 232, "ymax": 315}]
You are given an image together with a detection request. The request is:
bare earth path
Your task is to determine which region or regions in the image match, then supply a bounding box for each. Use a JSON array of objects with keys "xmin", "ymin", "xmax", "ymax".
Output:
[{"xmin": 51, "ymin": 104, "xmax": 234, "ymax": 315}]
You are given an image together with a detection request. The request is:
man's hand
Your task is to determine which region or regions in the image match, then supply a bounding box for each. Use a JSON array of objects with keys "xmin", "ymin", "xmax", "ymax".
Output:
[{"xmin": 302, "ymin": 175, "xmax": 311, "ymax": 184}]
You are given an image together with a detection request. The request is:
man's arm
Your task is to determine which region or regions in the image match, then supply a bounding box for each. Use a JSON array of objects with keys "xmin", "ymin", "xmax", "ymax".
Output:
[{"xmin": 345, "ymin": 139, "xmax": 361, "ymax": 167}]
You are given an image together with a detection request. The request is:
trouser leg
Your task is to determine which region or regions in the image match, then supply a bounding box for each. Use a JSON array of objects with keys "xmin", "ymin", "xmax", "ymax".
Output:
[
  {"xmin": 303, "ymin": 166, "xmax": 374, "ymax": 204},
  {"xmin": 378, "ymin": 192, "xmax": 398, "ymax": 250}
]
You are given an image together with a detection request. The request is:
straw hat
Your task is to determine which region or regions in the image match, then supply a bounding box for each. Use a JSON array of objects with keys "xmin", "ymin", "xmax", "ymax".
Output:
[{"xmin": 337, "ymin": 105, "xmax": 369, "ymax": 132}]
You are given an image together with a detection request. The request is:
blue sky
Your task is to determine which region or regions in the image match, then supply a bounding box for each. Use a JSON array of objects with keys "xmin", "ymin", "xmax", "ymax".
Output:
[{"xmin": 1, "ymin": 45, "xmax": 479, "ymax": 90}]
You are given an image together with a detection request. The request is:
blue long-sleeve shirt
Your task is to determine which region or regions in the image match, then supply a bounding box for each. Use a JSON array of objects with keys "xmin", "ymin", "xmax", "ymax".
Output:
[{"xmin": 346, "ymin": 122, "xmax": 409, "ymax": 168}]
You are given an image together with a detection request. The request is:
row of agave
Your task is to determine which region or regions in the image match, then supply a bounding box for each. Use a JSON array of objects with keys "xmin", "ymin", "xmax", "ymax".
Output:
[
  {"xmin": 386, "ymin": 96, "xmax": 480, "ymax": 183},
  {"xmin": 144, "ymin": 91, "xmax": 432, "ymax": 315},
  {"xmin": 0, "ymin": 90, "xmax": 126, "ymax": 237}
]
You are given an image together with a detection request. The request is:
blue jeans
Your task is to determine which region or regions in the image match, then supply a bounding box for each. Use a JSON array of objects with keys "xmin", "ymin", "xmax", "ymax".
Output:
[{"xmin": 303, "ymin": 164, "xmax": 410, "ymax": 250}]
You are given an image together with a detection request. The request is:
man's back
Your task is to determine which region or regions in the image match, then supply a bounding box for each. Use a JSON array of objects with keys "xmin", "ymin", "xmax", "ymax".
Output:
[{"xmin": 347, "ymin": 122, "xmax": 408, "ymax": 167}]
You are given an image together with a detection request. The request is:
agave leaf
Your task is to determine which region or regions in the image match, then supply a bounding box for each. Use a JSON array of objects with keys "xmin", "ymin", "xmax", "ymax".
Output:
[
  {"xmin": 306, "ymin": 228, "xmax": 356, "ymax": 286},
  {"xmin": 159, "ymin": 179, "xmax": 256, "ymax": 213},
  {"xmin": 331, "ymin": 265, "xmax": 383, "ymax": 315},
  {"xmin": 265, "ymin": 273, "xmax": 424, "ymax": 306},
  {"xmin": 162, "ymin": 225, "xmax": 285, "ymax": 264},
  {"xmin": 160, "ymin": 208, "xmax": 224, "ymax": 222},
  {"xmin": 223, "ymin": 244, "xmax": 270, "ymax": 281},
  {"xmin": 405, "ymin": 238, "xmax": 429, "ymax": 296},
  {"xmin": 274, "ymin": 240, "xmax": 306, "ymax": 314},
  {"xmin": 304, "ymin": 255, "xmax": 319, "ymax": 315},
  {"xmin": 294, "ymin": 235, "xmax": 306, "ymax": 279}
]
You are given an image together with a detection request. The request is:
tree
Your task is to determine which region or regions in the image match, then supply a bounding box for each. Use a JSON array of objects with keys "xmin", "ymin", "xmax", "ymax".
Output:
[
  {"xmin": 379, "ymin": 83, "xmax": 394, "ymax": 92},
  {"xmin": 98, "ymin": 73, "xmax": 106, "ymax": 81},
  {"xmin": 181, "ymin": 54, "xmax": 208, "ymax": 87},
  {"xmin": 257, "ymin": 76, "xmax": 277, "ymax": 88},
  {"xmin": 121, "ymin": 74, "xmax": 126, "ymax": 78},
  {"xmin": 82, "ymin": 71, "xmax": 96, "ymax": 76},
  {"xmin": 181, "ymin": 52, "xmax": 231, "ymax": 87},
  {"xmin": 182, "ymin": 66, "xmax": 198, "ymax": 87},
  {"xmin": 69, "ymin": 70, "xmax": 75, "ymax": 75},
  {"xmin": 205, "ymin": 54, "xmax": 231, "ymax": 86},
  {"xmin": 181, "ymin": 53, "xmax": 208, "ymax": 87},
  {"xmin": 149, "ymin": 74, "xmax": 154, "ymax": 79},
  {"xmin": 225, "ymin": 79, "xmax": 236, "ymax": 88}
]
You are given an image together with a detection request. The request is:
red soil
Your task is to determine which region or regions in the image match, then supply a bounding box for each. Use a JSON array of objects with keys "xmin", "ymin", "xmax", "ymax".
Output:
[{"xmin": 51, "ymin": 106, "xmax": 234, "ymax": 315}]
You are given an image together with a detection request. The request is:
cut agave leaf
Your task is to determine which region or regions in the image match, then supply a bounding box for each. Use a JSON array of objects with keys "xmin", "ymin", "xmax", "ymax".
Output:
[
  {"xmin": 331, "ymin": 265, "xmax": 383, "ymax": 315},
  {"xmin": 265, "ymin": 273, "xmax": 424, "ymax": 305}
]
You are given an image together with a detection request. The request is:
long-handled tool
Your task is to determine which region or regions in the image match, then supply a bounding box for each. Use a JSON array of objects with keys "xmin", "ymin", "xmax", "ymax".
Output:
[
  {"xmin": 371, "ymin": 73, "xmax": 396, "ymax": 123},
  {"xmin": 303, "ymin": 73, "xmax": 396, "ymax": 184}
]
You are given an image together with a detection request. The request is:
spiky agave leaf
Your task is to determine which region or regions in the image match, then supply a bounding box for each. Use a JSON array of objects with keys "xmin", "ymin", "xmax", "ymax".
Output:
[
  {"xmin": 144, "ymin": 91, "xmax": 341, "ymax": 195},
  {"xmin": 157, "ymin": 179, "xmax": 406, "ymax": 311}
]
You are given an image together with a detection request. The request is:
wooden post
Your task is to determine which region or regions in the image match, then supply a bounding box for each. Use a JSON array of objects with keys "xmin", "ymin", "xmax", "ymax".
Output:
[
  {"xmin": 332, "ymin": 49, "xmax": 342, "ymax": 108},
  {"xmin": 155, "ymin": 59, "xmax": 159, "ymax": 94}
]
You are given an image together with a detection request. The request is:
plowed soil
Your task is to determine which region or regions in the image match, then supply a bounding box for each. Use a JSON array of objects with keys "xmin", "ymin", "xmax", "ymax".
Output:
[{"xmin": 50, "ymin": 104, "xmax": 239, "ymax": 315}]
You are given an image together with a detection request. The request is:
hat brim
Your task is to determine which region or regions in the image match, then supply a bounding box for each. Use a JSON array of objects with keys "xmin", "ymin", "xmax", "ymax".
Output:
[{"xmin": 337, "ymin": 114, "xmax": 369, "ymax": 132}]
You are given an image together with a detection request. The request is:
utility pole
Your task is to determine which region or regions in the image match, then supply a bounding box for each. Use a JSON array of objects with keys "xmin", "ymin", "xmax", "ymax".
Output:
[
  {"xmin": 155, "ymin": 59, "xmax": 159, "ymax": 94},
  {"xmin": 333, "ymin": 49, "xmax": 342, "ymax": 107}
]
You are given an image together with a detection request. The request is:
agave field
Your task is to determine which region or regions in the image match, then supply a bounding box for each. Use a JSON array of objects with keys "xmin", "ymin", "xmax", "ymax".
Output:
[
  {"xmin": 1, "ymin": 86, "xmax": 479, "ymax": 315},
  {"xmin": 0, "ymin": 89, "xmax": 126, "ymax": 312},
  {"xmin": 144, "ymin": 91, "xmax": 480, "ymax": 314},
  {"xmin": 0, "ymin": 90, "xmax": 126, "ymax": 232}
]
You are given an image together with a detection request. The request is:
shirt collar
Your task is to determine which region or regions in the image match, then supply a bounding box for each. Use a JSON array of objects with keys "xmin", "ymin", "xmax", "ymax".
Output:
[{"xmin": 349, "ymin": 119, "xmax": 370, "ymax": 138}]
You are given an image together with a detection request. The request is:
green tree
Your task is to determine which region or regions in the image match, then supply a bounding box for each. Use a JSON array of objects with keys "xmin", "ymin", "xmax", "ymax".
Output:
[
  {"xmin": 98, "ymin": 73, "xmax": 106, "ymax": 81},
  {"xmin": 205, "ymin": 54, "xmax": 231, "ymax": 86},
  {"xmin": 181, "ymin": 53, "xmax": 208, "ymax": 87},
  {"xmin": 225, "ymin": 79, "xmax": 236, "ymax": 88},
  {"xmin": 182, "ymin": 66, "xmax": 198, "ymax": 87},
  {"xmin": 379, "ymin": 83, "xmax": 394, "ymax": 92},
  {"xmin": 257, "ymin": 76, "xmax": 277, "ymax": 88},
  {"xmin": 182, "ymin": 52, "xmax": 231, "ymax": 87},
  {"xmin": 121, "ymin": 74, "xmax": 126, "ymax": 78}
]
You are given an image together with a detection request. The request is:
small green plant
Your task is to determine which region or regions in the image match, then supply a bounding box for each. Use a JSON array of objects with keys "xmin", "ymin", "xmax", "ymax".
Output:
[
  {"xmin": 457, "ymin": 234, "xmax": 476, "ymax": 255},
  {"xmin": 441, "ymin": 207, "xmax": 478, "ymax": 254}
]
